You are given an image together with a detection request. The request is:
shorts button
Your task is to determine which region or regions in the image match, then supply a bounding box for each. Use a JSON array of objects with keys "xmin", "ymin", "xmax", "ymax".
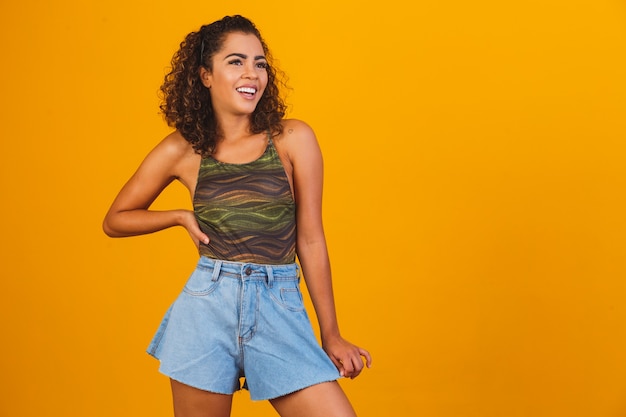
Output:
[{"xmin": 245, "ymin": 267, "xmax": 252, "ymax": 275}]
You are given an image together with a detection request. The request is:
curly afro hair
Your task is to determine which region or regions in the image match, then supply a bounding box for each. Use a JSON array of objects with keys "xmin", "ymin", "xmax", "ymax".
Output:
[{"xmin": 159, "ymin": 15, "xmax": 287, "ymax": 156}]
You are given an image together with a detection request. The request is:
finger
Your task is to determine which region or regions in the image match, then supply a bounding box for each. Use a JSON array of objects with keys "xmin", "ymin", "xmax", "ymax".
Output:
[
  {"xmin": 190, "ymin": 225, "xmax": 209, "ymax": 244},
  {"xmin": 359, "ymin": 348, "xmax": 372, "ymax": 368},
  {"xmin": 198, "ymin": 232, "xmax": 210, "ymax": 244},
  {"xmin": 341, "ymin": 357, "xmax": 356, "ymax": 378},
  {"xmin": 349, "ymin": 355, "xmax": 364, "ymax": 378},
  {"xmin": 329, "ymin": 355, "xmax": 345, "ymax": 377},
  {"xmin": 184, "ymin": 212, "xmax": 209, "ymax": 244}
]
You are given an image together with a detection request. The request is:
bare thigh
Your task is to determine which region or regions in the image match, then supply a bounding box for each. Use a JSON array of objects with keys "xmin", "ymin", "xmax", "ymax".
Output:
[
  {"xmin": 270, "ymin": 381, "xmax": 357, "ymax": 417},
  {"xmin": 170, "ymin": 379, "xmax": 233, "ymax": 417}
]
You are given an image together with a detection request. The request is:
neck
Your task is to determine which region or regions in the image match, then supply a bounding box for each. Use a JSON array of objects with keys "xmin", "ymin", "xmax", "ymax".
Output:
[{"xmin": 215, "ymin": 113, "xmax": 254, "ymax": 142}]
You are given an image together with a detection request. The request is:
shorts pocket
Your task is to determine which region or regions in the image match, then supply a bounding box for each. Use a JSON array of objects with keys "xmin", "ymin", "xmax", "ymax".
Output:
[
  {"xmin": 183, "ymin": 266, "xmax": 221, "ymax": 296},
  {"xmin": 268, "ymin": 281, "xmax": 305, "ymax": 312}
]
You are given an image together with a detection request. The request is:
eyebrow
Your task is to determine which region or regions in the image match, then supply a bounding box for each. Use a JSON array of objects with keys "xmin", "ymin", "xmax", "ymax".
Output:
[{"xmin": 224, "ymin": 53, "xmax": 267, "ymax": 61}]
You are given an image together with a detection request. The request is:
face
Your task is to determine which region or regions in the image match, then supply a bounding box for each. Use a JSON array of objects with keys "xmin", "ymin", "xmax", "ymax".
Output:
[{"xmin": 200, "ymin": 32, "xmax": 269, "ymax": 118}]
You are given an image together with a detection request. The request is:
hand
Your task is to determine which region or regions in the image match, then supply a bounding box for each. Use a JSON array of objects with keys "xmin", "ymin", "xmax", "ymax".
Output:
[
  {"xmin": 178, "ymin": 210, "xmax": 209, "ymax": 248},
  {"xmin": 322, "ymin": 335, "xmax": 372, "ymax": 379}
]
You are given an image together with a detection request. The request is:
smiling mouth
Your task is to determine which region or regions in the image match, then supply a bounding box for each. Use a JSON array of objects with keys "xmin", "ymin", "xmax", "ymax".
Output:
[{"xmin": 236, "ymin": 87, "xmax": 257, "ymax": 95}]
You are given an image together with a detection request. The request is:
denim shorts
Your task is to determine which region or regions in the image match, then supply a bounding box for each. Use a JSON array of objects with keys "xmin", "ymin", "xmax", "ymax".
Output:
[{"xmin": 147, "ymin": 256, "xmax": 340, "ymax": 400}]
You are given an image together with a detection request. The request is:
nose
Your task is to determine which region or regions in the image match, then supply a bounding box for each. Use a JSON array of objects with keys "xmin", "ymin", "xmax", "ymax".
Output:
[{"xmin": 242, "ymin": 62, "xmax": 258, "ymax": 80}]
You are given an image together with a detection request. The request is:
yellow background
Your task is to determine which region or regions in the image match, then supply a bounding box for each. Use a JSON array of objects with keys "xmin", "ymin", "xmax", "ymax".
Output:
[{"xmin": 1, "ymin": 0, "xmax": 625, "ymax": 416}]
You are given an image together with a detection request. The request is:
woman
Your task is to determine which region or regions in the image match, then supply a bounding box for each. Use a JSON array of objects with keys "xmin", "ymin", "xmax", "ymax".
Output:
[{"xmin": 103, "ymin": 15, "xmax": 371, "ymax": 417}]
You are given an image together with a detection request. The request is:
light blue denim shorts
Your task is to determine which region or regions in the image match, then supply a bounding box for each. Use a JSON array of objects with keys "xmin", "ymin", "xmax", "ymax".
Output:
[{"xmin": 147, "ymin": 256, "xmax": 340, "ymax": 400}]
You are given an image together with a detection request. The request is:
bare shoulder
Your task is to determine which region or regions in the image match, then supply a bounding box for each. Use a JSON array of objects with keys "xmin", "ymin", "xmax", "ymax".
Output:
[
  {"xmin": 146, "ymin": 131, "xmax": 198, "ymax": 170},
  {"xmin": 278, "ymin": 119, "xmax": 321, "ymax": 157},
  {"xmin": 281, "ymin": 119, "xmax": 317, "ymax": 141},
  {"xmin": 135, "ymin": 130, "xmax": 199, "ymax": 188},
  {"xmin": 153, "ymin": 130, "xmax": 196, "ymax": 160},
  {"xmin": 270, "ymin": 119, "xmax": 322, "ymax": 185}
]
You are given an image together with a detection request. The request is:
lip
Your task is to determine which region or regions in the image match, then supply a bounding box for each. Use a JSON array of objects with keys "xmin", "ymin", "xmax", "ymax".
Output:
[{"xmin": 235, "ymin": 84, "xmax": 259, "ymax": 99}]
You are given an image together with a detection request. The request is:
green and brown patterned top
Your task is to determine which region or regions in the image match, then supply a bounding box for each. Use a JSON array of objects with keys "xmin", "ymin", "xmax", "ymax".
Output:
[{"xmin": 193, "ymin": 138, "xmax": 296, "ymax": 264}]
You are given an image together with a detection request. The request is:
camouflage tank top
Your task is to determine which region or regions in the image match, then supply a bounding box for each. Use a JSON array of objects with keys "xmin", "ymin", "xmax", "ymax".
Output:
[{"xmin": 193, "ymin": 137, "xmax": 296, "ymax": 264}]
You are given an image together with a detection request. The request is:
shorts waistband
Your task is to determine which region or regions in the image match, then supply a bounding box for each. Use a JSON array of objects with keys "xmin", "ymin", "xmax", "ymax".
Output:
[{"xmin": 197, "ymin": 256, "xmax": 300, "ymax": 284}]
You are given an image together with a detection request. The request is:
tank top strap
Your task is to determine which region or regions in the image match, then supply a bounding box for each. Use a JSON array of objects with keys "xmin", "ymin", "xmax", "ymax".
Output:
[{"xmin": 265, "ymin": 131, "xmax": 278, "ymax": 158}]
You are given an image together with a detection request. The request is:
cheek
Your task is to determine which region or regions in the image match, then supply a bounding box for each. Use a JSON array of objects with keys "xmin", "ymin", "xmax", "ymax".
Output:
[
  {"xmin": 215, "ymin": 70, "xmax": 237, "ymax": 85},
  {"xmin": 260, "ymin": 73, "xmax": 270, "ymax": 91}
]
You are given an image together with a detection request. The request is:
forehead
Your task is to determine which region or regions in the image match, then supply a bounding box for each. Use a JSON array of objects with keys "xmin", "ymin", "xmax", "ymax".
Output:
[{"xmin": 217, "ymin": 32, "xmax": 265, "ymax": 56}]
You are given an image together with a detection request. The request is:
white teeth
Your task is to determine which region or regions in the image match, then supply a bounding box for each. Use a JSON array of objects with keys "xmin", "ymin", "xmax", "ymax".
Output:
[{"xmin": 236, "ymin": 87, "xmax": 256, "ymax": 94}]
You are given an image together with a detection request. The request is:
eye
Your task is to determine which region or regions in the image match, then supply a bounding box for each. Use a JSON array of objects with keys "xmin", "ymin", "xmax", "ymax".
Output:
[
  {"xmin": 228, "ymin": 59, "xmax": 243, "ymax": 66},
  {"xmin": 256, "ymin": 61, "xmax": 268, "ymax": 69}
]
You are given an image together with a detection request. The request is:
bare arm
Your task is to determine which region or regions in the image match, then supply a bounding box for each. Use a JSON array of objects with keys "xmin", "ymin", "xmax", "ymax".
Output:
[
  {"xmin": 285, "ymin": 120, "xmax": 371, "ymax": 378},
  {"xmin": 102, "ymin": 132, "xmax": 208, "ymax": 245}
]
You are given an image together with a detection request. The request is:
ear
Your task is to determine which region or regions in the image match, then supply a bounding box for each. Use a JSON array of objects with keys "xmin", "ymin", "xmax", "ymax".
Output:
[{"xmin": 199, "ymin": 66, "xmax": 212, "ymax": 88}]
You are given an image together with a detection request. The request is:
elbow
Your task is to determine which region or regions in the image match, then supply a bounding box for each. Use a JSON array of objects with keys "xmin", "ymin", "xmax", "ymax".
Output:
[
  {"xmin": 102, "ymin": 219, "xmax": 115, "ymax": 237},
  {"xmin": 102, "ymin": 215, "xmax": 122, "ymax": 238}
]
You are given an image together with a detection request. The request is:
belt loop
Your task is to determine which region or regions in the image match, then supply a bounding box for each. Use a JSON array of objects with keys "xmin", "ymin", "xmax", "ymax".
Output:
[
  {"xmin": 211, "ymin": 260, "xmax": 222, "ymax": 282},
  {"xmin": 266, "ymin": 265, "xmax": 274, "ymax": 288}
]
